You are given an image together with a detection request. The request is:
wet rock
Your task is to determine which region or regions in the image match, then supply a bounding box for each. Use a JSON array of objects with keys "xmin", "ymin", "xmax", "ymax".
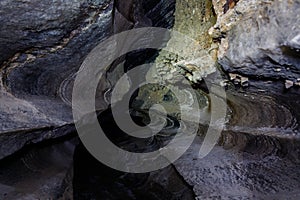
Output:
[
  {"xmin": 0, "ymin": 0, "xmax": 113, "ymax": 65},
  {"xmin": 285, "ymin": 80, "xmax": 294, "ymax": 89},
  {"xmin": 273, "ymin": 68, "xmax": 282, "ymax": 72},
  {"xmin": 229, "ymin": 73, "xmax": 237, "ymax": 81},
  {"xmin": 295, "ymin": 79, "xmax": 300, "ymax": 87},
  {"xmin": 229, "ymin": 73, "xmax": 249, "ymax": 87},
  {"xmin": 233, "ymin": 76, "xmax": 241, "ymax": 85},
  {"xmin": 173, "ymin": 90, "xmax": 300, "ymax": 199},
  {"xmin": 0, "ymin": 124, "xmax": 76, "ymax": 160},
  {"xmin": 175, "ymin": 136, "xmax": 300, "ymax": 199},
  {"xmin": 0, "ymin": 0, "xmax": 114, "ymax": 158},
  {"xmin": 0, "ymin": 0, "xmax": 179, "ymax": 159},
  {"xmin": 73, "ymin": 141, "xmax": 195, "ymax": 200},
  {"xmin": 1, "ymin": 0, "xmax": 300, "ymax": 199},
  {"xmin": 0, "ymin": 138, "xmax": 76, "ymax": 199},
  {"xmin": 240, "ymin": 77, "xmax": 249, "ymax": 87}
]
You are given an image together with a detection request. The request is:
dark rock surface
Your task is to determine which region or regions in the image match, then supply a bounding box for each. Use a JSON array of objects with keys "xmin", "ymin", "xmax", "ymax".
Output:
[
  {"xmin": 0, "ymin": 137, "xmax": 76, "ymax": 199},
  {"xmin": 1, "ymin": 0, "xmax": 300, "ymax": 199},
  {"xmin": 0, "ymin": 0, "xmax": 176, "ymax": 158},
  {"xmin": 3, "ymin": 0, "xmax": 114, "ymax": 97},
  {"xmin": 0, "ymin": 0, "xmax": 114, "ymax": 157},
  {"xmin": 72, "ymin": 108, "xmax": 194, "ymax": 199},
  {"xmin": 175, "ymin": 136, "xmax": 300, "ymax": 199}
]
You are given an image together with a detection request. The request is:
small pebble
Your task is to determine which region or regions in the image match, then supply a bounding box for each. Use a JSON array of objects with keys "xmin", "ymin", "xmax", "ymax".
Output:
[
  {"xmin": 273, "ymin": 68, "xmax": 282, "ymax": 72},
  {"xmin": 285, "ymin": 80, "xmax": 294, "ymax": 89},
  {"xmin": 241, "ymin": 77, "xmax": 249, "ymax": 87}
]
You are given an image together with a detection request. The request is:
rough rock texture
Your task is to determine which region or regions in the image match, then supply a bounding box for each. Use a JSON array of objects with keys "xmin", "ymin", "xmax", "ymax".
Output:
[
  {"xmin": 212, "ymin": 0, "xmax": 300, "ymax": 132},
  {"xmin": 175, "ymin": 136, "xmax": 300, "ymax": 199},
  {"xmin": 0, "ymin": 0, "xmax": 178, "ymax": 158},
  {"xmin": 219, "ymin": 0, "xmax": 300, "ymax": 80},
  {"xmin": 0, "ymin": 0, "xmax": 114, "ymax": 158},
  {"xmin": 211, "ymin": 0, "xmax": 300, "ymax": 94},
  {"xmin": 1, "ymin": 0, "xmax": 300, "ymax": 199},
  {"xmin": 0, "ymin": 138, "xmax": 76, "ymax": 199},
  {"xmin": 174, "ymin": 91, "xmax": 300, "ymax": 199},
  {"xmin": 136, "ymin": 0, "xmax": 300, "ymax": 198},
  {"xmin": 146, "ymin": 0, "xmax": 218, "ymax": 84}
]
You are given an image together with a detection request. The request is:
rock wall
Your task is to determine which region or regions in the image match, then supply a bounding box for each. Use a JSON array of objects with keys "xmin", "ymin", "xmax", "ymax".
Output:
[
  {"xmin": 0, "ymin": 0, "xmax": 176, "ymax": 159},
  {"xmin": 1, "ymin": 0, "xmax": 300, "ymax": 199},
  {"xmin": 0, "ymin": 0, "xmax": 115, "ymax": 159},
  {"xmin": 211, "ymin": 0, "xmax": 300, "ymax": 93},
  {"xmin": 209, "ymin": 0, "xmax": 300, "ymax": 132},
  {"xmin": 0, "ymin": 0, "xmax": 176, "ymax": 198}
]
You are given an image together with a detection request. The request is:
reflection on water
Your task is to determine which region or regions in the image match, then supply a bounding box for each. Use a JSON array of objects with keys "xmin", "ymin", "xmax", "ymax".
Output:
[
  {"xmin": 0, "ymin": 83, "xmax": 299, "ymax": 199},
  {"xmin": 72, "ymin": 87, "xmax": 300, "ymax": 199},
  {"xmin": 73, "ymin": 107, "xmax": 195, "ymax": 200}
]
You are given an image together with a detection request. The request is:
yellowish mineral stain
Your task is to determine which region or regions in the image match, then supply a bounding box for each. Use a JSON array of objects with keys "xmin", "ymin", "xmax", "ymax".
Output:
[{"xmin": 138, "ymin": 1, "xmax": 217, "ymax": 114}]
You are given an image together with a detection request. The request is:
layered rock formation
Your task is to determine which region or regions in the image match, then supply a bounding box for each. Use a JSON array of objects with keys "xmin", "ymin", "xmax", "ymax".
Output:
[
  {"xmin": 0, "ymin": 0, "xmax": 115, "ymax": 159},
  {"xmin": 0, "ymin": 0, "xmax": 178, "ymax": 198},
  {"xmin": 0, "ymin": 0, "xmax": 300, "ymax": 199},
  {"xmin": 210, "ymin": 0, "xmax": 300, "ymax": 136},
  {"xmin": 212, "ymin": 0, "xmax": 300, "ymax": 95},
  {"xmin": 137, "ymin": 0, "xmax": 300, "ymax": 198}
]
